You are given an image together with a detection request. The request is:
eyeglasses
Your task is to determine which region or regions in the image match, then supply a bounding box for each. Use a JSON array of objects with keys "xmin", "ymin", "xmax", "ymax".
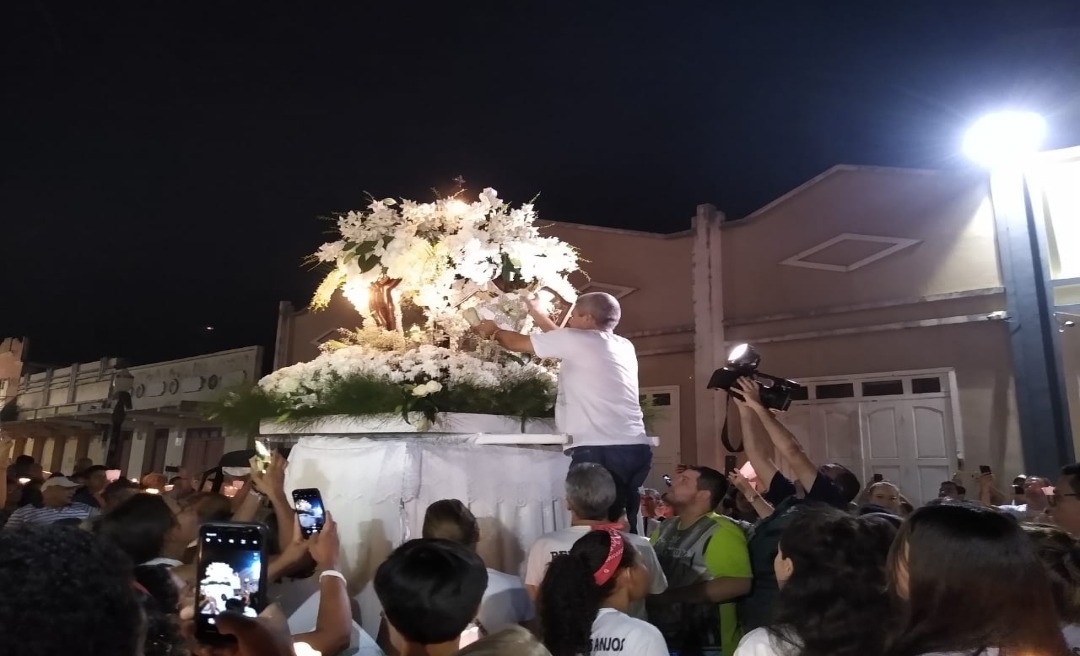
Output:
[{"xmin": 1048, "ymin": 493, "xmax": 1079, "ymax": 508}]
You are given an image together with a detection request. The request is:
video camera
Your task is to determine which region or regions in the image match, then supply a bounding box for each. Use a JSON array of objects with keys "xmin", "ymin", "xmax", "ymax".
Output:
[{"xmin": 706, "ymin": 343, "xmax": 804, "ymax": 412}]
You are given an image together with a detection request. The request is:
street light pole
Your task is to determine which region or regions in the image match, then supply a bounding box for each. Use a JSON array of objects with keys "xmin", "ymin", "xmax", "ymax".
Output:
[
  {"xmin": 989, "ymin": 166, "xmax": 1075, "ymax": 476},
  {"xmin": 966, "ymin": 111, "xmax": 1075, "ymax": 476}
]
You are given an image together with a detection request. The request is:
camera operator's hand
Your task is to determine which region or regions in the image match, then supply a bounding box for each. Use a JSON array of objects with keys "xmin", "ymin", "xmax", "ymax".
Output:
[{"xmin": 733, "ymin": 377, "xmax": 765, "ymax": 412}]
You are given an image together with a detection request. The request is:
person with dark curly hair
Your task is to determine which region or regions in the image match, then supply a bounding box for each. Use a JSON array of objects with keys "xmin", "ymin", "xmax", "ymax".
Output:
[
  {"xmin": 734, "ymin": 507, "xmax": 896, "ymax": 656},
  {"xmin": 538, "ymin": 529, "xmax": 666, "ymax": 656},
  {"xmin": 0, "ymin": 525, "xmax": 144, "ymax": 655},
  {"xmin": 1023, "ymin": 523, "xmax": 1080, "ymax": 650},
  {"xmin": 885, "ymin": 503, "xmax": 1069, "ymax": 656}
]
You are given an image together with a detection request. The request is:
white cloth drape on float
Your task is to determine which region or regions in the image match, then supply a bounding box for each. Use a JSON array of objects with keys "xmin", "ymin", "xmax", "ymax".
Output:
[{"xmin": 284, "ymin": 435, "xmax": 572, "ymax": 637}]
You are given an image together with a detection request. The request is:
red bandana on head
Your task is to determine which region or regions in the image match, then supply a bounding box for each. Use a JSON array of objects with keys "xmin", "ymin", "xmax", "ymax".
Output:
[{"xmin": 593, "ymin": 528, "xmax": 625, "ymax": 586}]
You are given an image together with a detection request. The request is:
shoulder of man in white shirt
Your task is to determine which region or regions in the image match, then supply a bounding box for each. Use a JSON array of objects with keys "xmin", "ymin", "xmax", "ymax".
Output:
[
  {"xmin": 524, "ymin": 527, "xmax": 589, "ymax": 590},
  {"xmin": 624, "ymin": 533, "xmax": 668, "ymax": 594},
  {"xmin": 530, "ymin": 326, "xmax": 633, "ymax": 357},
  {"xmin": 524, "ymin": 527, "xmax": 666, "ymax": 597},
  {"xmin": 480, "ymin": 568, "xmax": 535, "ymax": 630}
]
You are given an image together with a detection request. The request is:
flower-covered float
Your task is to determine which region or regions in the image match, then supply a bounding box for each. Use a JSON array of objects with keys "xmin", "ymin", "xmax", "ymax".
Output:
[
  {"xmin": 215, "ymin": 189, "xmax": 587, "ymax": 629},
  {"xmin": 214, "ymin": 188, "xmax": 580, "ymax": 436}
]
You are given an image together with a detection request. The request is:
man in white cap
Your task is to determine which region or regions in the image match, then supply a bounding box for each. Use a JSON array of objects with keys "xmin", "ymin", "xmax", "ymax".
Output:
[{"xmin": 3, "ymin": 476, "xmax": 100, "ymax": 530}]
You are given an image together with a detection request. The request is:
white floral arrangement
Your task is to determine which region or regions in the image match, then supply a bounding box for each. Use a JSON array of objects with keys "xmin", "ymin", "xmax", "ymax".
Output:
[
  {"xmin": 210, "ymin": 189, "xmax": 573, "ymax": 432},
  {"xmin": 205, "ymin": 343, "xmax": 559, "ymax": 430},
  {"xmin": 310, "ymin": 188, "xmax": 579, "ymax": 341},
  {"xmin": 260, "ymin": 344, "xmax": 556, "ymax": 407}
]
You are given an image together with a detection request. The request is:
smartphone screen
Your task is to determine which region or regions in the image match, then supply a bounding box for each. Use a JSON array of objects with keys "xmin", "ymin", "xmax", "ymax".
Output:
[
  {"xmin": 292, "ymin": 488, "xmax": 326, "ymax": 539},
  {"xmin": 724, "ymin": 455, "xmax": 738, "ymax": 474},
  {"xmin": 979, "ymin": 465, "xmax": 992, "ymax": 475},
  {"xmin": 196, "ymin": 523, "xmax": 267, "ymax": 642}
]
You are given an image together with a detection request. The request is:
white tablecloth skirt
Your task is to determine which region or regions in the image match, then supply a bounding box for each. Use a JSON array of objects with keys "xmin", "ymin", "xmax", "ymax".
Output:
[{"xmin": 283, "ymin": 434, "xmax": 572, "ymax": 635}]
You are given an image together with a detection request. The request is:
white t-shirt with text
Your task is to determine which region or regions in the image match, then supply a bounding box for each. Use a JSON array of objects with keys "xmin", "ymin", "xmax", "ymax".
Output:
[
  {"xmin": 591, "ymin": 608, "xmax": 668, "ymax": 656},
  {"xmin": 525, "ymin": 526, "xmax": 667, "ymax": 619},
  {"xmin": 530, "ymin": 328, "xmax": 650, "ymax": 449},
  {"xmin": 478, "ymin": 568, "xmax": 534, "ymax": 633}
]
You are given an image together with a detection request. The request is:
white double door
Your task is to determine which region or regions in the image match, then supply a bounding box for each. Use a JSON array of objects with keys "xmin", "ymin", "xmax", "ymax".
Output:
[{"xmin": 778, "ymin": 396, "xmax": 956, "ymax": 505}]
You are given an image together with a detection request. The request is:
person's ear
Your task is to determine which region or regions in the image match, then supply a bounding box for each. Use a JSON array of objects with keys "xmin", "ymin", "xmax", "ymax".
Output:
[{"xmin": 776, "ymin": 555, "xmax": 794, "ymax": 581}]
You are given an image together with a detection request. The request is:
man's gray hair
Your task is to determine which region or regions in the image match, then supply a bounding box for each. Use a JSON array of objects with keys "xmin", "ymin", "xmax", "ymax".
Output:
[
  {"xmin": 565, "ymin": 463, "xmax": 617, "ymax": 521},
  {"xmin": 575, "ymin": 292, "xmax": 621, "ymax": 331}
]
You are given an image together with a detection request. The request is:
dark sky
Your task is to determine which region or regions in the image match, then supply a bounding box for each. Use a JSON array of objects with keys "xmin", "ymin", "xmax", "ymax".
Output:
[{"xmin": 3, "ymin": 2, "xmax": 1079, "ymax": 369}]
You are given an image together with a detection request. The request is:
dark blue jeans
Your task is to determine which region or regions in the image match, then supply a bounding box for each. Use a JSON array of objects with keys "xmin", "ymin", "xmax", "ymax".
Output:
[{"xmin": 569, "ymin": 444, "xmax": 653, "ymax": 534}]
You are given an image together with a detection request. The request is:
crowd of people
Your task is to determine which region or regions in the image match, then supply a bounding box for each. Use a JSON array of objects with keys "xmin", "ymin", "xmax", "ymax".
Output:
[{"xmin": 4, "ymin": 293, "xmax": 1080, "ymax": 656}]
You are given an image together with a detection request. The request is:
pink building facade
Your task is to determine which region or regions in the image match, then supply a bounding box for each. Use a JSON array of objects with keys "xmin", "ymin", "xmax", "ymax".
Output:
[{"xmin": 276, "ymin": 156, "xmax": 1080, "ymax": 504}]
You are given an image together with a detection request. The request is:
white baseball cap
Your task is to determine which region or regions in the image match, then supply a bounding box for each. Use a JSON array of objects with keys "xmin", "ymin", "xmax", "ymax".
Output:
[{"xmin": 41, "ymin": 477, "xmax": 81, "ymax": 491}]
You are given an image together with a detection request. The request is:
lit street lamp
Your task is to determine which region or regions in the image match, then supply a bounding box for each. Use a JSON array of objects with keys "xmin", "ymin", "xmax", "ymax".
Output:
[{"xmin": 965, "ymin": 111, "xmax": 1075, "ymax": 476}]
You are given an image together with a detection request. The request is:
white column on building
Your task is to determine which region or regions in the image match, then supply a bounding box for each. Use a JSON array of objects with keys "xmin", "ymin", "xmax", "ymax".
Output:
[
  {"xmin": 692, "ymin": 204, "xmax": 728, "ymax": 469},
  {"xmin": 127, "ymin": 424, "xmax": 153, "ymax": 478},
  {"xmin": 87, "ymin": 435, "xmax": 107, "ymax": 467},
  {"xmin": 59, "ymin": 437, "xmax": 81, "ymax": 474},
  {"xmin": 163, "ymin": 426, "xmax": 187, "ymax": 472}
]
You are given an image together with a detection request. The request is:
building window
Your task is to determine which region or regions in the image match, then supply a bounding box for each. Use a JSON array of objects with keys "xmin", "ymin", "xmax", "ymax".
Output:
[
  {"xmin": 912, "ymin": 377, "xmax": 943, "ymax": 394},
  {"xmin": 787, "ymin": 386, "xmax": 810, "ymax": 402},
  {"xmin": 862, "ymin": 380, "xmax": 905, "ymax": 397},
  {"xmin": 815, "ymin": 383, "xmax": 855, "ymax": 399}
]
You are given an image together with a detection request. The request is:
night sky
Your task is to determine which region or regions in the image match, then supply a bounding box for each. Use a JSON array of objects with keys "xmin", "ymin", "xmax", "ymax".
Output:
[{"xmin": 3, "ymin": 2, "xmax": 1079, "ymax": 369}]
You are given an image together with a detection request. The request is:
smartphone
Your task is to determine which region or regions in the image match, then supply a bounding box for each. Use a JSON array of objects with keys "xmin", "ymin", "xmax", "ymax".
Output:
[
  {"xmin": 872, "ymin": 473, "xmax": 884, "ymax": 483},
  {"xmin": 252, "ymin": 440, "xmax": 271, "ymax": 475},
  {"xmin": 195, "ymin": 522, "xmax": 268, "ymax": 643},
  {"xmin": 979, "ymin": 465, "xmax": 992, "ymax": 475},
  {"xmin": 292, "ymin": 488, "xmax": 326, "ymax": 538},
  {"xmin": 724, "ymin": 455, "xmax": 738, "ymax": 474}
]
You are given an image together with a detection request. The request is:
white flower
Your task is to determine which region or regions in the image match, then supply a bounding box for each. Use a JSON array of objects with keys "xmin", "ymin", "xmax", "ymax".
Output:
[{"xmin": 412, "ymin": 380, "xmax": 443, "ymax": 397}]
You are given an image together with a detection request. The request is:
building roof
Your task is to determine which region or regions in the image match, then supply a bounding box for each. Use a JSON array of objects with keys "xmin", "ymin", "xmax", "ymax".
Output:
[{"xmin": 738, "ymin": 165, "xmax": 967, "ymax": 224}]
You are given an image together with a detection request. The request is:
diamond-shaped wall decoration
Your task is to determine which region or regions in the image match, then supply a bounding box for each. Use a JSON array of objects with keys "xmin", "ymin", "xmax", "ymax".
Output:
[{"xmin": 780, "ymin": 233, "xmax": 921, "ymax": 273}]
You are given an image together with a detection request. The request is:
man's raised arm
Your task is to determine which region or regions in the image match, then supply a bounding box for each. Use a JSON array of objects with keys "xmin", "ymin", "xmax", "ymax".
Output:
[{"xmin": 474, "ymin": 320, "xmax": 535, "ymax": 354}]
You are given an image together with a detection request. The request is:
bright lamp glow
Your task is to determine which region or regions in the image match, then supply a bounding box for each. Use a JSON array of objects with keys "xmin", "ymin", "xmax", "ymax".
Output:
[{"xmin": 963, "ymin": 111, "xmax": 1046, "ymax": 168}]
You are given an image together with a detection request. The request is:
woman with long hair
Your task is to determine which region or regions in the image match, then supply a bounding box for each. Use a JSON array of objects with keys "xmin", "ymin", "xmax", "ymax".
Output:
[
  {"xmin": 734, "ymin": 507, "xmax": 896, "ymax": 656},
  {"xmin": 885, "ymin": 503, "xmax": 1069, "ymax": 656},
  {"xmin": 538, "ymin": 529, "xmax": 666, "ymax": 656},
  {"xmin": 1023, "ymin": 524, "xmax": 1080, "ymax": 650}
]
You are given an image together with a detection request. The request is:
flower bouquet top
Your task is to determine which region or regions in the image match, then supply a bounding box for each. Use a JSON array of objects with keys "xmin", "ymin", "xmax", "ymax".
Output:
[{"xmin": 310, "ymin": 188, "xmax": 579, "ymax": 340}]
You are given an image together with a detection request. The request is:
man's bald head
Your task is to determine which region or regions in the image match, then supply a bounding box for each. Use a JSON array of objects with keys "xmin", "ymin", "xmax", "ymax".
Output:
[{"xmin": 573, "ymin": 292, "xmax": 621, "ymax": 331}]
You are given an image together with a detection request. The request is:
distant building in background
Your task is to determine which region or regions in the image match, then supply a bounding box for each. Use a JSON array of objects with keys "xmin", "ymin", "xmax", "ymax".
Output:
[
  {"xmin": 0, "ymin": 346, "xmax": 261, "ymax": 478},
  {"xmin": 274, "ymin": 155, "xmax": 1080, "ymax": 504},
  {"xmin": 0, "ymin": 337, "xmax": 27, "ymax": 410}
]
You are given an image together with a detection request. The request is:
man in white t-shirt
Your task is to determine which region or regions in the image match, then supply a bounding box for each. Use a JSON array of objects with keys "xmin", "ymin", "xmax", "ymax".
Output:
[
  {"xmin": 475, "ymin": 292, "xmax": 653, "ymax": 533},
  {"xmin": 524, "ymin": 463, "xmax": 667, "ymax": 619}
]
